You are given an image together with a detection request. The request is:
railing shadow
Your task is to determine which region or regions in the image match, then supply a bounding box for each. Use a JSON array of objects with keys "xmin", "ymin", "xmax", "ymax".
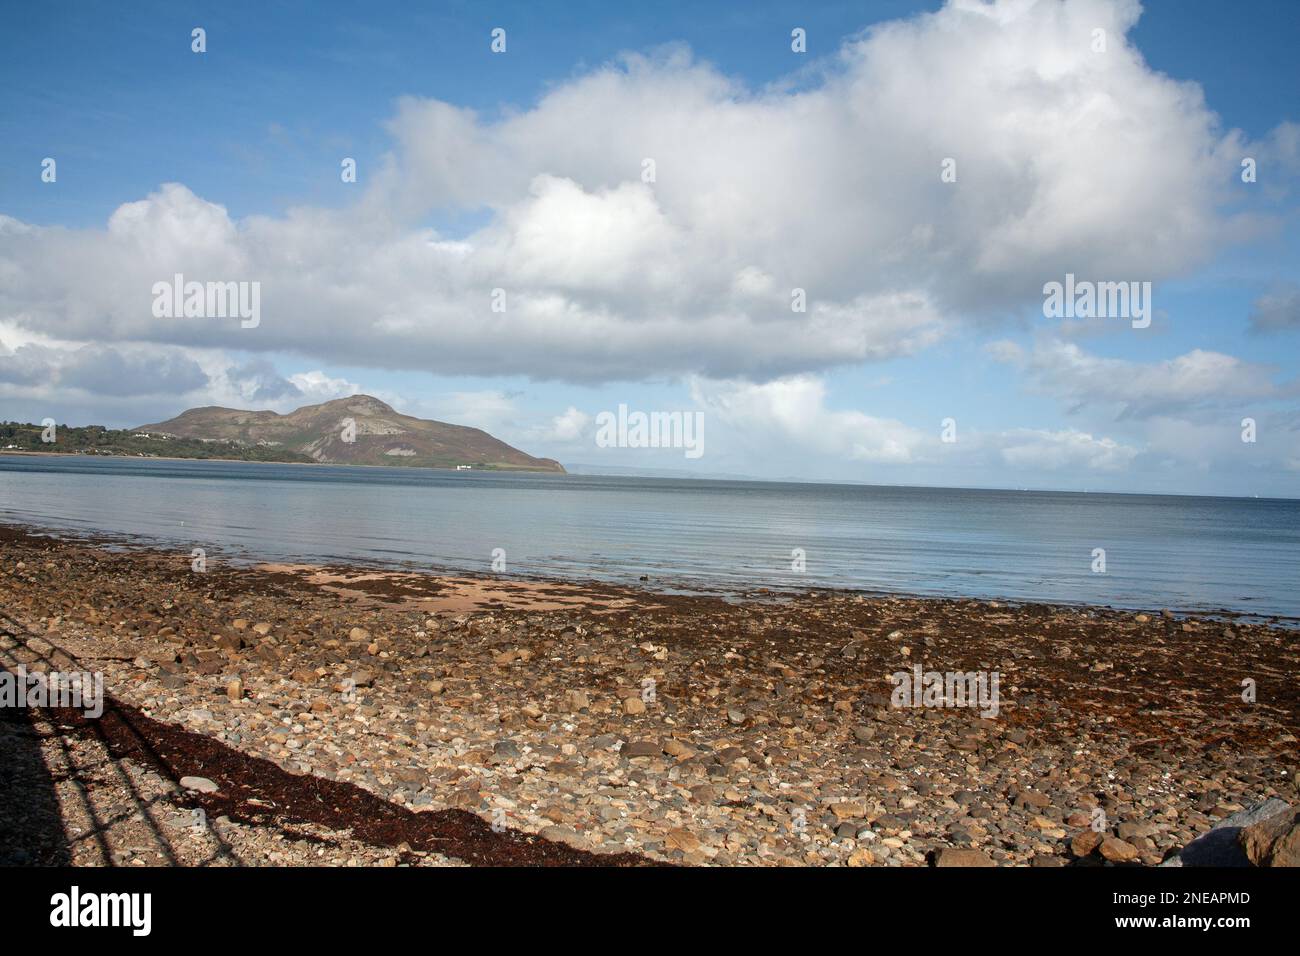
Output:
[
  {"xmin": 0, "ymin": 700, "xmax": 72, "ymax": 865},
  {"xmin": 0, "ymin": 612, "xmax": 243, "ymax": 867}
]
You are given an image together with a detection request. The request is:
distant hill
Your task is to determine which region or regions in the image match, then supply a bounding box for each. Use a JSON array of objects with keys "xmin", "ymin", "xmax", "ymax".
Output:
[{"xmin": 134, "ymin": 395, "xmax": 565, "ymax": 472}]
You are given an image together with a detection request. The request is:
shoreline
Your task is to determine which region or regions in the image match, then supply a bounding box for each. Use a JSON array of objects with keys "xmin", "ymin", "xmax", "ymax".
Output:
[
  {"xmin": 2, "ymin": 522, "xmax": 1296, "ymax": 867},
  {"xmin": 0, "ymin": 449, "xmax": 565, "ymax": 475},
  {"xmin": 2, "ymin": 517, "xmax": 1295, "ymax": 627}
]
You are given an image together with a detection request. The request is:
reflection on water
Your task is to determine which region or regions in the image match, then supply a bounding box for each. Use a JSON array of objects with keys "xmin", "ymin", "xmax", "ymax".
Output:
[{"xmin": 2, "ymin": 455, "xmax": 1298, "ymax": 617}]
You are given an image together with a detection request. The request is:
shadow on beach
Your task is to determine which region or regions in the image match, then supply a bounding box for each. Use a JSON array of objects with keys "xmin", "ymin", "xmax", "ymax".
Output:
[{"xmin": 0, "ymin": 702, "xmax": 72, "ymax": 865}]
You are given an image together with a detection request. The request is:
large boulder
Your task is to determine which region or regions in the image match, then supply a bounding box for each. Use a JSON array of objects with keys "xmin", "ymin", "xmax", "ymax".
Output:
[
  {"xmin": 1164, "ymin": 798, "xmax": 1292, "ymax": 867},
  {"xmin": 1240, "ymin": 806, "xmax": 1300, "ymax": 866}
]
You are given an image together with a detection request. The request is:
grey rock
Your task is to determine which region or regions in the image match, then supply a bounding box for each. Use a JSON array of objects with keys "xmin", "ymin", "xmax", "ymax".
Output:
[
  {"xmin": 1172, "ymin": 798, "xmax": 1291, "ymax": 867},
  {"xmin": 492, "ymin": 740, "xmax": 521, "ymax": 760}
]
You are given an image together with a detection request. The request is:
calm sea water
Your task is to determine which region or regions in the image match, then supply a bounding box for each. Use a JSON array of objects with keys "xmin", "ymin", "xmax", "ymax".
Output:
[{"xmin": 1, "ymin": 455, "xmax": 1297, "ymax": 618}]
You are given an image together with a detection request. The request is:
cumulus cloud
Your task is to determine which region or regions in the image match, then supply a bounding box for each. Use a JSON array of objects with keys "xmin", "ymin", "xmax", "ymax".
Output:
[
  {"xmin": 692, "ymin": 375, "xmax": 927, "ymax": 464},
  {"xmin": 286, "ymin": 370, "xmax": 361, "ymax": 403},
  {"xmin": 227, "ymin": 359, "xmax": 303, "ymax": 402},
  {"xmin": 990, "ymin": 339, "xmax": 1289, "ymax": 418},
  {"xmin": 0, "ymin": 338, "xmax": 208, "ymax": 397},
  {"xmin": 998, "ymin": 427, "xmax": 1139, "ymax": 471},
  {"xmin": 420, "ymin": 389, "xmax": 521, "ymax": 432},
  {"xmin": 0, "ymin": 0, "xmax": 1266, "ymax": 385},
  {"xmin": 540, "ymin": 406, "xmax": 592, "ymax": 443}
]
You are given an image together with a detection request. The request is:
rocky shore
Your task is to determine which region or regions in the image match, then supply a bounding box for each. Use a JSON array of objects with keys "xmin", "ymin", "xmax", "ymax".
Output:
[{"xmin": 2, "ymin": 523, "xmax": 1297, "ymax": 867}]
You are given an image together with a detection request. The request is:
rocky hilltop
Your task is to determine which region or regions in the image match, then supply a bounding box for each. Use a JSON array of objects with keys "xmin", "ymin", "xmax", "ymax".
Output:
[{"xmin": 138, "ymin": 395, "xmax": 564, "ymax": 473}]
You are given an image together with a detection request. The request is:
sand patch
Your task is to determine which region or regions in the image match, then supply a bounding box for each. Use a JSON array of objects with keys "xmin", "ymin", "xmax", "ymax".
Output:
[{"xmin": 254, "ymin": 563, "xmax": 657, "ymax": 614}]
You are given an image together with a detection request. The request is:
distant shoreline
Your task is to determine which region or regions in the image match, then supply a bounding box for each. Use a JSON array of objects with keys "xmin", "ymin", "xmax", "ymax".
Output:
[
  {"xmin": 0, "ymin": 448, "xmax": 565, "ymax": 475},
  {"xmin": 6, "ymin": 447, "xmax": 1297, "ymax": 501}
]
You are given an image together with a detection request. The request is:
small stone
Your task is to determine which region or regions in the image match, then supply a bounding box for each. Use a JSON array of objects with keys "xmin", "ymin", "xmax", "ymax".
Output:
[
  {"xmin": 1117, "ymin": 820, "xmax": 1158, "ymax": 841},
  {"xmin": 934, "ymin": 848, "xmax": 995, "ymax": 867},
  {"xmin": 665, "ymin": 828, "xmax": 701, "ymax": 852},
  {"xmin": 1100, "ymin": 836, "xmax": 1139, "ymax": 862},
  {"xmin": 664, "ymin": 738, "xmax": 694, "ymax": 758},
  {"xmin": 1031, "ymin": 816, "xmax": 1066, "ymax": 837},
  {"xmin": 540, "ymin": 825, "xmax": 586, "ymax": 849},
  {"xmin": 566, "ymin": 689, "xmax": 590, "ymax": 712},
  {"xmin": 180, "ymin": 776, "xmax": 218, "ymax": 793},
  {"xmin": 214, "ymin": 633, "xmax": 241, "ymax": 652},
  {"xmin": 623, "ymin": 697, "xmax": 646, "ymax": 715},
  {"xmin": 1071, "ymin": 830, "xmax": 1103, "ymax": 857},
  {"xmin": 493, "ymin": 741, "xmax": 521, "ymax": 760},
  {"xmin": 830, "ymin": 801, "xmax": 866, "ymax": 821},
  {"xmin": 349, "ymin": 626, "xmax": 371, "ymax": 642},
  {"xmin": 1014, "ymin": 789, "xmax": 1051, "ymax": 809}
]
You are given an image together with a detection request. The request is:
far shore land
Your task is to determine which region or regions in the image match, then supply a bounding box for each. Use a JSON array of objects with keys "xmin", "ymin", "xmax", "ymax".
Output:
[
  {"xmin": 0, "ymin": 448, "xmax": 559, "ymax": 474},
  {"xmin": 1, "ymin": 522, "xmax": 1297, "ymax": 867}
]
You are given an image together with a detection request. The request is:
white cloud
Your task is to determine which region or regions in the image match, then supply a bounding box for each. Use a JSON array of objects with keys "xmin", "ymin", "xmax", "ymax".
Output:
[
  {"xmin": 541, "ymin": 406, "xmax": 592, "ymax": 442},
  {"xmin": 0, "ymin": 0, "xmax": 1264, "ymax": 385},
  {"xmin": 692, "ymin": 374, "xmax": 927, "ymax": 464},
  {"xmin": 287, "ymin": 370, "xmax": 361, "ymax": 403},
  {"xmin": 992, "ymin": 340, "xmax": 1288, "ymax": 417},
  {"xmin": 0, "ymin": 327, "xmax": 208, "ymax": 398},
  {"xmin": 998, "ymin": 427, "xmax": 1139, "ymax": 471},
  {"xmin": 421, "ymin": 390, "xmax": 520, "ymax": 432}
]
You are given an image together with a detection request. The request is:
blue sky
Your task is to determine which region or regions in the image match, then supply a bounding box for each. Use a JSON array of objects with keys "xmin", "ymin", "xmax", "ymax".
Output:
[{"xmin": 1, "ymin": 0, "xmax": 1298, "ymax": 495}]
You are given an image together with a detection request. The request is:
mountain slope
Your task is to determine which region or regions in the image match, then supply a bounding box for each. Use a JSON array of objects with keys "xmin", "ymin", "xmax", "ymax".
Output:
[{"xmin": 137, "ymin": 395, "xmax": 565, "ymax": 472}]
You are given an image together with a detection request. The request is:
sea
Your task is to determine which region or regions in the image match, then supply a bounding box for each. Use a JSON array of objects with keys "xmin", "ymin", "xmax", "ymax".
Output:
[{"xmin": 2, "ymin": 455, "xmax": 1297, "ymax": 618}]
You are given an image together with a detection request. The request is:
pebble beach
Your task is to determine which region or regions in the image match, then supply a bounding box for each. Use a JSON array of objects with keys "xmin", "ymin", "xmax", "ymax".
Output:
[{"xmin": 2, "ymin": 523, "xmax": 1297, "ymax": 867}]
